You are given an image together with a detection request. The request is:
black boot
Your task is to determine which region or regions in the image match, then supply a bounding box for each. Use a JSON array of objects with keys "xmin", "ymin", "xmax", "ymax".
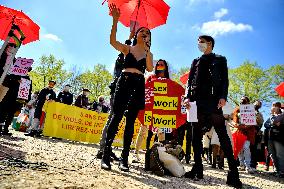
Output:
[
  {"xmin": 96, "ymin": 150, "xmax": 103, "ymax": 159},
  {"xmin": 110, "ymin": 151, "xmax": 120, "ymax": 161},
  {"xmin": 144, "ymin": 149, "xmax": 151, "ymax": 171},
  {"xmin": 2, "ymin": 126, "xmax": 12, "ymax": 136},
  {"xmin": 226, "ymin": 170, "xmax": 242, "ymax": 188},
  {"xmin": 119, "ymin": 150, "xmax": 129, "ymax": 172},
  {"xmin": 184, "ymin": 164, "xmax": 203, "ymax": 179},
  {"xmin": 101, "ymin": 147, "xmax": 111, "ymax": 170},
  {"xmin": 185, "ymin": 154, "xmax": 191, "ymax": 164}
]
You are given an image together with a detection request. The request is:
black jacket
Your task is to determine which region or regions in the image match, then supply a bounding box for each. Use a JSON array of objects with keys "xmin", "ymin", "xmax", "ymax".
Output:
[
  {"xmin": 186, "ymin": 53, "xmax": 228, "ymax": 101},
  {"xmin": 57, "ymin": 91, "xmax": 73, "ymax": 105},
  {"xmin": 92, "ymin": 101, "xmax": 109, "ymax": 113},
  {"xmin": 37, "ymin": 87, "xmax": 56, "ymax": 108},
  {"xmin": 75, "ymin": 94, "xmax": 89, "ymax": 108}
]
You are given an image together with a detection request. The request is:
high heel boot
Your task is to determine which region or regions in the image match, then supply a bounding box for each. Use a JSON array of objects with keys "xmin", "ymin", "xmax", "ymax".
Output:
[
  {"xmin": 101, "ymin": 147, "xmax": 111, "ymax": 170},
  {"xmin": 184, "ymin": 164, "xmax": 203, "ymax": 179}
]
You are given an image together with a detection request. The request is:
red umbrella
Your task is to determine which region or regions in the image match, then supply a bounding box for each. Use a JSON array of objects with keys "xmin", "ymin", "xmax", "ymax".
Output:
[
  {"xmin": 180, "ymin": 71, "xmax": 189, "ymax": 85},
  {"xmin": 0, "ymin": 5, "xmax": 40, "ymax": 45},
  {"xmin": 275, "ymin": 82, "xmax": 284, "ymax": 97},
  {"xmin": 106, "ymin": 0, "xmax": 170, "ymax": 30}
]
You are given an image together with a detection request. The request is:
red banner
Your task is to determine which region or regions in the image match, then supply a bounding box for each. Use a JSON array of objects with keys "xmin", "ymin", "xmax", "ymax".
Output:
[{"xmin": 138, "ymin": 78, "xmax": 186, "ymax": 129}]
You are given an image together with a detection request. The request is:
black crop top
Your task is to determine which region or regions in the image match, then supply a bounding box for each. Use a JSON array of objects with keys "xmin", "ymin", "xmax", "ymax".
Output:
[{"xmin": 123, "ymin": 49, "xmax": 146, "ymax": 74}]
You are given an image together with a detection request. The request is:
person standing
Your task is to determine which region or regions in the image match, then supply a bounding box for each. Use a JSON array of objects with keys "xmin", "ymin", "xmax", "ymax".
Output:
[
  {"xmin": 25, "ymin": 80, "xmax": 56, "ymax": 137},
  {"xmin": 96, "ymin": 39, "xmax": 132, "ymax": 161},
  {"xmin": 250, "ymin": 100, "xmax": 264, "ymax": 170},
  {"xmin": 56, "ymin": 84, "xmax": 73, "ymax": 105},
  {"xmin": 183, "ymin": 35, "xmax": 242, "ymax": 188},
  {"xmin": 101, "ymin": 4, "xmax": 153, "ymax": 172},
  {"xmin": 74, "ymin": 88, "xmax": 90, "ymax": 109},
  {"xmin": 232, "ymin": 96, "xmax": 256, "ymax": 174},
  {"xmin": 134, "ymin": 59, "xmax": 170, "ymax": 162},
  {"xmin": 0, "ymin": 67, "xmax": 32, "ymax": 136}
]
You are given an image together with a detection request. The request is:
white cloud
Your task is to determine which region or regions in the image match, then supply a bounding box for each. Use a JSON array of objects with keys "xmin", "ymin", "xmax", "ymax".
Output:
[
  {"xmin": 214, "ymin": 8, "xmax": 228, "ymax": 19},
  {"xmin": 41, "ymin": 33, "xmax": 62, "ymax": 42},
  {"xmin": 198, "ymin": 20, "xmax": 253, "ymax": 37}
]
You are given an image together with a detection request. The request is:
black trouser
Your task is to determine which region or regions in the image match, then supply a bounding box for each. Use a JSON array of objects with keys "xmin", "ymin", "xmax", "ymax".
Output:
[
  {"xmin": 250, "ymin": 132, "xmax": 261, "ymax": 168},
  {"xmin": 0, "ymin": 88, "xmax": 18, "ymax": 132},
  {"xmin": 104, "ymin": 72, "xmax": 144, "ymax": 160},
  {"xmin": 192, "ymin": 110, "xmax": 238, "ymax": 172},
  {"xmin": 177, "ymin": 121, "xmax": 192, "ymax": 156},
  {"xmin": 146, "ymin": 129, "xmax": 158, "ymax": 150},
  {"xmin": 34, "ymin": 103, "xmax": 44, "ymax": 119}
]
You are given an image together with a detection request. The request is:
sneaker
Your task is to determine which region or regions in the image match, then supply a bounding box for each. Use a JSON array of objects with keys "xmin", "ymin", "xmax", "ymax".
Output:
[
  {"xmin": 132, "ymin": 153, "xmax": 141, "ymax": 163},
  {"xmin": 246, "ymin": 167, "xmax": 255, "ymax": 174},
  {"xmin": 119, "ymin": 160, "xmax": 129, "ymax": 172},
  {"xmin": 238, "ymin": 166, "xmax": 246, "ymax": 171}
]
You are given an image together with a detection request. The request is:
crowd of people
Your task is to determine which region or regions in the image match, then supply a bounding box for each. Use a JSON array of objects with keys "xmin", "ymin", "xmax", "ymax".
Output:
[{"xmin": 0, "ymin": 3, "xmax": 283, "ymax": 189}]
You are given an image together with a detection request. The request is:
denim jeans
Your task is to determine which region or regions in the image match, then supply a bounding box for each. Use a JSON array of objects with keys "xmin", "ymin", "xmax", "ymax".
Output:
[
  {"xmin": 271, "ymin": 140, "xmax": 284, "ymax": 173},
  {"xmin": 238, "ymin": 140, "xmax": 251, "ymax": 168}
]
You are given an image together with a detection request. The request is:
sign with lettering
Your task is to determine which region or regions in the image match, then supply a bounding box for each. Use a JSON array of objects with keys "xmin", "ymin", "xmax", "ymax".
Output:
[
  {"xmin": 17, "ymin": 78, "xmax": 31, "ymax": 100},
  {"xmin": 8, "ymin": 57, "xmax": 33, "ymax": 76},
  {"xmin": 138, "ymin": 78, "xmax": 186, "ymax": 129},
  {"xmin": 240, "ymin": 104, "xmax": 257, "ymax": 125},
  {"xmin": 43, "ymin": 102, "xmax": 149, "ymax": 148}
]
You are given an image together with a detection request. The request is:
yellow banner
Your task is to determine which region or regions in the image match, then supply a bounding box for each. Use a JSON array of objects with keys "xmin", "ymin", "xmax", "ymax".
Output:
[
  {"xmin": 43, "ymin": 102, "xmax": 152, "ymax": 149},
  {"xmin": 154, "ymin": 82, "xmax": 167, "ymax": 94}
]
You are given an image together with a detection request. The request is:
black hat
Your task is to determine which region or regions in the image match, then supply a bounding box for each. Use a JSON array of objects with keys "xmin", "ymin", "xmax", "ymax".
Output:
[
  {"xmin": 65, "ymin": 84, "xmax": 72, "ymax": 87},
  {"xmin": 49, "ymin": 80, "xmax": 56, "ymax": 84},
  {"xmin": 82, "ymin": 88, "xmax": 90, "ymax": 92}
]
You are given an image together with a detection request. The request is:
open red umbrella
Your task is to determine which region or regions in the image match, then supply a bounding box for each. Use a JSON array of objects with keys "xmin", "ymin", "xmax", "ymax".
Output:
[
  {"xmin": 0, "ymin": 5, "xmax": 40, "ymax": 45},
  {"xmin": 180, "ymin": 71, "xmax": 190, "ymax": 85},
  {"xmin": 275, "ymin": 82, "xmax": 284, "ymax": 97},
  {"xmin": 105, "ymin": 0, "xmax": 170, "ymax": 30}
]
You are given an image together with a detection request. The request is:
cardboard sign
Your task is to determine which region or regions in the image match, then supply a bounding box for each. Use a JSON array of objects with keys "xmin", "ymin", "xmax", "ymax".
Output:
[
  {"xmin": 138, "ymin": 78, "xmax": 186, "ymax": 129},
  {"xmin": 8, "ymin": 57, "xmax": 34, "ymax": 76},
  {"xmin": 240, "ymin": 104, "xmax": 257, "ymax": 125},
  {"xmin": 17, "ymin": 78, "xmax": 31, "ymax": 100}
]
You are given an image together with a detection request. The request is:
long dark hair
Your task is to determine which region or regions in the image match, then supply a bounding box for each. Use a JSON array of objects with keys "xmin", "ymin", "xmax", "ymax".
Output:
[
  {"xmin": 154, "ymin": 59, "xmax": 170, "ymax": 79},
  {"xmin": 132, "ymin": 27, "xmax": 151, "ymax": 47}
]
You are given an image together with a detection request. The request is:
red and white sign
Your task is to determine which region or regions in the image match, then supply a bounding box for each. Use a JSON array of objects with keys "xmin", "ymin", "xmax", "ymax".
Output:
[
  {"xmin": 18, "ymin": 78, "xmax": 31, "ymax": 100},
  {"xmin": 138, "ymin": 78, "xmax": 186, "ymax": 129},
  {"xmin": 9, "ymin": 57, "xmax": 33, "ymax": 76},
  {"xmin": 240, "ymin": 104, "xmax": 257, "ymax": 125}
]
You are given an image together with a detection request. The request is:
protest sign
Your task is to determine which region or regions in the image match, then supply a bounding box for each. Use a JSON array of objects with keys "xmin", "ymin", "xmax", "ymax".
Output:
[
  {"xmin": 138, "ymin": 78, "xmax": 186, "ymax": 129},
  {"xmin": 17, "ymin": 78, "xmax": 31, "ymax": 100},
  {"xmin": 240, "ymin": 104, "xmax": 257, "ymax": 125},
  {"xmin": 8, "ymin": 57, "xmax": 33, "ymax": 76},
  {"xmin": 43, "ymin": 102, "xmax": 149, "ymax": 148}
]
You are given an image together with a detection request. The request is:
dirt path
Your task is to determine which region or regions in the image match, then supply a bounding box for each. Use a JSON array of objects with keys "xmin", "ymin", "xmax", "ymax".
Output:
[{"xmin": 1, "ymin": 131, "xmax": 284, "ymax": 189}]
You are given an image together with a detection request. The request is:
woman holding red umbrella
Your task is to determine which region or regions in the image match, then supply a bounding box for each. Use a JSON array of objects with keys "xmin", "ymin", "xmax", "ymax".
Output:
[{"xmin": 101, "ymin": 4, "xmax": 153, "ymax": 172}]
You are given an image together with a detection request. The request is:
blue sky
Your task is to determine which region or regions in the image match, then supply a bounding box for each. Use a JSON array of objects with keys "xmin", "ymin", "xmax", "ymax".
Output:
[{"xmin": 1, "ymin": 0, "xmax": 284, "ymax": 73}]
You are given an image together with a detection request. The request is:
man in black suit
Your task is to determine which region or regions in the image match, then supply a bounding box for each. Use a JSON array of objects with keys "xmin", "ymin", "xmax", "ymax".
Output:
[{"xmin": 184, "ymin": 35, "xmax": 242, "ymax": 188}]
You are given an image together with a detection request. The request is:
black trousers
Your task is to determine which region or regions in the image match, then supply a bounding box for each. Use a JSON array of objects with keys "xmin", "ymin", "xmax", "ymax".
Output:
[
  {"xmin": 177, "ymin": 121, "xmax": 192, "ymax": 156},
  {"xmin": 104, "ymin": 72, "xmax": 145, "ymax": 159},
  {"xmin": 192, "ymin": 110, "xmax": 238, "ymax": 172},
  {"xmin": 0, "ymin": 88, "xmax": 18, "ymax": 131}
]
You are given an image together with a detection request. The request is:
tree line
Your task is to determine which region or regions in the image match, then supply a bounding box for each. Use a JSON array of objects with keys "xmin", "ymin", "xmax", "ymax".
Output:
[{"xmin": 30, "ymin": 54, "xmax": 283, "ymax": 105}]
